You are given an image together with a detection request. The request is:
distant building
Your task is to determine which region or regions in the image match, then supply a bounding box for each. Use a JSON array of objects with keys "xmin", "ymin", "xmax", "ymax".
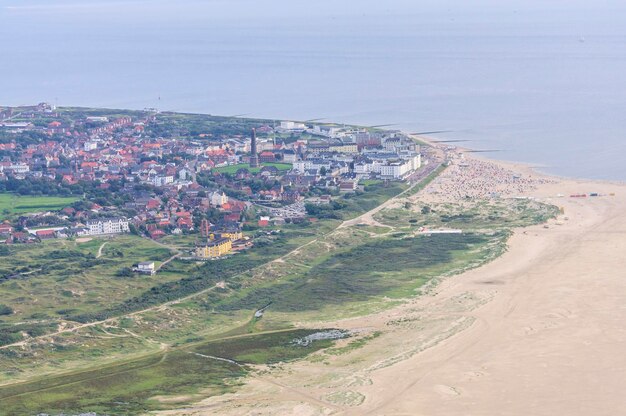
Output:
[
  {"xmin": 259, "ymin": 151, "xmax": 276, "ymax": 163},
  {"xmin": 312, "ymin": 125, "xmax": 342, "ymax": 138},
  {"xmin": 280, "ymin": 121, "xmax": 307, "ymax": 131},
  {"xmin": 7, "ymin": 164, "xmax": 29, "ymax": 174},
  {"xmin": 84, "ymin": 141, "xmax": 98, "ymax": 151},
  {"xmin": 208, "ymin": 191, "xmax": 228, "ymax": 207},
  {"xmin": 195, "ymin": 237, "xmax": 232, "ymax": 258},
  {"xmin": 153, "ymin": 175, "xmax": 174, "ymax": 187},
  {"xmin": 282, "ymin": 149, "xmax": 297, "ymax": 163},
  {"xmin": 86, "ymin": 116, "xmax": 109, "ymax": 123},
  {"xmin": 86, "ymin": 218, "xmax": 130, "ymax": 235},
  {"xmin": 135, "ymin": 261, "xmax": 156, "ymax": 275}
]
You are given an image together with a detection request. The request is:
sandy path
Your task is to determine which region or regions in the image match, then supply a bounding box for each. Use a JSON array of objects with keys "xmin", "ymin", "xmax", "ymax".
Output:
[{"xmin": 96, "ymin": 241, "xmax": 107, "ymax": 258}]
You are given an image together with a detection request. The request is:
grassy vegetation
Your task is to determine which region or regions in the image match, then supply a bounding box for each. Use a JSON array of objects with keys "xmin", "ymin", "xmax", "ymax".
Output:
[
  {"xmin": 375, "ymin": 199, "xmax": 559, "ymax": 231},
  {"xmin": 0, "ymin": 193, "xmax": 79, "ymax": 219},
  {"xmin": 0, "ymin": 235, "xmax": 181, "ymax": 345},
  {"xmin": 213, "ymin": 162, "xmax": 292, "ymax": 174},
  {"xmin": 215, "ymin": 232, "xmax": 506, "ymax": 313},
  {"xmin": 360, "ymin": 179, "xmax": 383, "ymax": 186},
  {"xmin": 339, "ymin": 182, "xmax": 407, "ymax": 220},
  {"xmin": 0, "ymin": 329, "xmax": 338, "ymax": 416}
]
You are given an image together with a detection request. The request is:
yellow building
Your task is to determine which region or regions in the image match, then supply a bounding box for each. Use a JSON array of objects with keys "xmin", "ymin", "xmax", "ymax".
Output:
[
  {"xmin": 330, "ymin": 144, "xmax": 359, "ymax": 153},
  {"xmin": 196, "ymin": 237, "xmax": 232, "ymax": 258},
  {"xmin": 219, "ymin": 230, "xmax": 243, "ymax": 241},
  {"xmin": 207, "ymin": 230, "xmax": 243, "ymax": 242}
]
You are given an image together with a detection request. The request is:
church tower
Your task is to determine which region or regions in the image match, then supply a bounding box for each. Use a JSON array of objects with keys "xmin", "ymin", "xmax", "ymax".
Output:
[{"xmin": 249, "ymin": 128, "xmax": 259, "ymax": 168}]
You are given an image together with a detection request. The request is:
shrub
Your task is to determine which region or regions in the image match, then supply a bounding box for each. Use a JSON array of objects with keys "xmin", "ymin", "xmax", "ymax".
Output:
[{"xmin": 0, "ymin": 304, "xmax": 13, "ymax": 316}]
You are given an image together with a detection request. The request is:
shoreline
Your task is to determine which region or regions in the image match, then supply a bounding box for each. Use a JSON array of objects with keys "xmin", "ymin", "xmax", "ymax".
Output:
[
  {"xmin": 157, "ymin": 142, "xmax": 626, "ymax": 415},
  {"xmin": 413, "ymin": 133, "xmax": 626, "ymax": 186}
]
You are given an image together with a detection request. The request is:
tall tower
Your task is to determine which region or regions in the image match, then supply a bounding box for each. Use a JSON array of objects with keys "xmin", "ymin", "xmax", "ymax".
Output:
[{"xmin": 249, "ymin": 128, "xmax": 259, "ymax": 168}]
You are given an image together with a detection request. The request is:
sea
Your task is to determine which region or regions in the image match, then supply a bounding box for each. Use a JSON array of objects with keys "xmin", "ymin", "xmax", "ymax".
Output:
[{"xmin": 1, "ymin": 0, "xmax": 626, "ymax": 180}]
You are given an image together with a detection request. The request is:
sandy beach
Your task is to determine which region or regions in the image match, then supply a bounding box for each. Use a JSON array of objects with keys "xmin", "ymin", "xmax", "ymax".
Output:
[{"xmin": 156, "ymin": 149, "xmax": 626, "ymax": 416}]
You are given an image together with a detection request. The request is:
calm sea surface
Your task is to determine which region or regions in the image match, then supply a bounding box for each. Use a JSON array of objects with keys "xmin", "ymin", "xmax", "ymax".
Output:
[{"xmin": 1, "ymin": 0, "xmax": 626, "ymax": 180}]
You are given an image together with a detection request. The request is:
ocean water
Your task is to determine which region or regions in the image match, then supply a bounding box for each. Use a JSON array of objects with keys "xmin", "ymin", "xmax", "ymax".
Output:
[{"xmin": 1, "ymin": 0, "xmax": 626, "ymax": 180}]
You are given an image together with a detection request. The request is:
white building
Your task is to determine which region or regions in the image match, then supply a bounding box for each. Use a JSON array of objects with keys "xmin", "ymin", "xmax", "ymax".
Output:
[
  {"xmin": 358, "ymin": 153, "xmax": 421, "ymax": 179},
  {"xmin": 84, "ymin": 141, "xmax": 98, "ymax": 151},
  {"xmin": 311, "ymin": 125, "xmax": 342, "ymax": 138},
  {"xmin": 86, "ymin": 218, "xmax": 130, "ymax": 235},
  {"xmin": 292, "ymin": 159, "xmax": 332, "ymax": 174},
  {"xmin": 178, "ymin": 167, "xmax": 193, "ymax": 181},
  {"xmin": 8, "ymin": 164, "xmax": 30, "ymax": 174},
  {"xmin": 209, "ymin": 191, "xmax": 228, "ymax": 207},
  {"xmin": 135, "ymin": 261, "xmax": 156, "ymax": 275},
  {"xmin": 86, "ymin": 116, "xmax": 109, "ymax": 122},
  {"xmin": 153, "ymin": 175, "xmax": 174, "ymax": 187},
  {"xmin": 280, "ymin": 121, "xmax": 307, "ymax": 131}
]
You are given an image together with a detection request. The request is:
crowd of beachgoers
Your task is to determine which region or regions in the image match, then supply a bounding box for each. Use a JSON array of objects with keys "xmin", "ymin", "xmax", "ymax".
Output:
[{"xmin": 425, "ymin": 153, "xmax": 557, "ymax": 201}]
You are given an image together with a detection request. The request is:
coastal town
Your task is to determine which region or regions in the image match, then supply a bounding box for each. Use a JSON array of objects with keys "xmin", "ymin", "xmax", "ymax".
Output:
[{"xmin": 0, "ymin": 104, "xmax": 427, "ymax": 260}]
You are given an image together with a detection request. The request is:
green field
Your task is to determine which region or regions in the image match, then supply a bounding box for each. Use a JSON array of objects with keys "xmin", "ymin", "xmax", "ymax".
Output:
[
  {"xmin": 213, "ymin": 162, "xmax": 292, "ymax": 174},
  {"xmin": 0, "ymin": 193, "xmax": 79, "ymax": 218}
]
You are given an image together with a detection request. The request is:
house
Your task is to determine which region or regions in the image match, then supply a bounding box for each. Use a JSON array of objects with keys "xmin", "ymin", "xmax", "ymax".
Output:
[
  {"xmin": 339, "ymin": 180, "xmax": 358, "ymax": 192},
  {"xmin": 195, "ymin": 237, "xmax": 232, "ymax": 258},
  {"xmin": 71, "ymin": 227, "xmax": 90, "ymax": 237},
  {"xmin": 134, "ymin": 261, "xmax": 156, "ymax": 275},
  {"xmin": 148, "ymin": 229, "xmax": 166, "ymax": 239},
  {"xmin": 258, "ymin": 216, "xmax": 270, "ymax": 227},
  {"xmin": 36, "ymin": 229, "xmax": 56, "ymax": 240}
]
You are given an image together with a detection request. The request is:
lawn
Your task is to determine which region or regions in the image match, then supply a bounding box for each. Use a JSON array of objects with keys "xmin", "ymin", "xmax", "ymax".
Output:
[
  {"xmin": 214, "ymin": 162, "xmax": 292, "ymax": 174},
  {"xmin": 0, "ymin": 193, "xmax": 79, "ymax": 219}
]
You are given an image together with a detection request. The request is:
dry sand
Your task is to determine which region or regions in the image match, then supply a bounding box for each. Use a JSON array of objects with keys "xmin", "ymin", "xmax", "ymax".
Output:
[{"xmin": 155, "ymin": 153, "xmax": 626, "ymax": 416}]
